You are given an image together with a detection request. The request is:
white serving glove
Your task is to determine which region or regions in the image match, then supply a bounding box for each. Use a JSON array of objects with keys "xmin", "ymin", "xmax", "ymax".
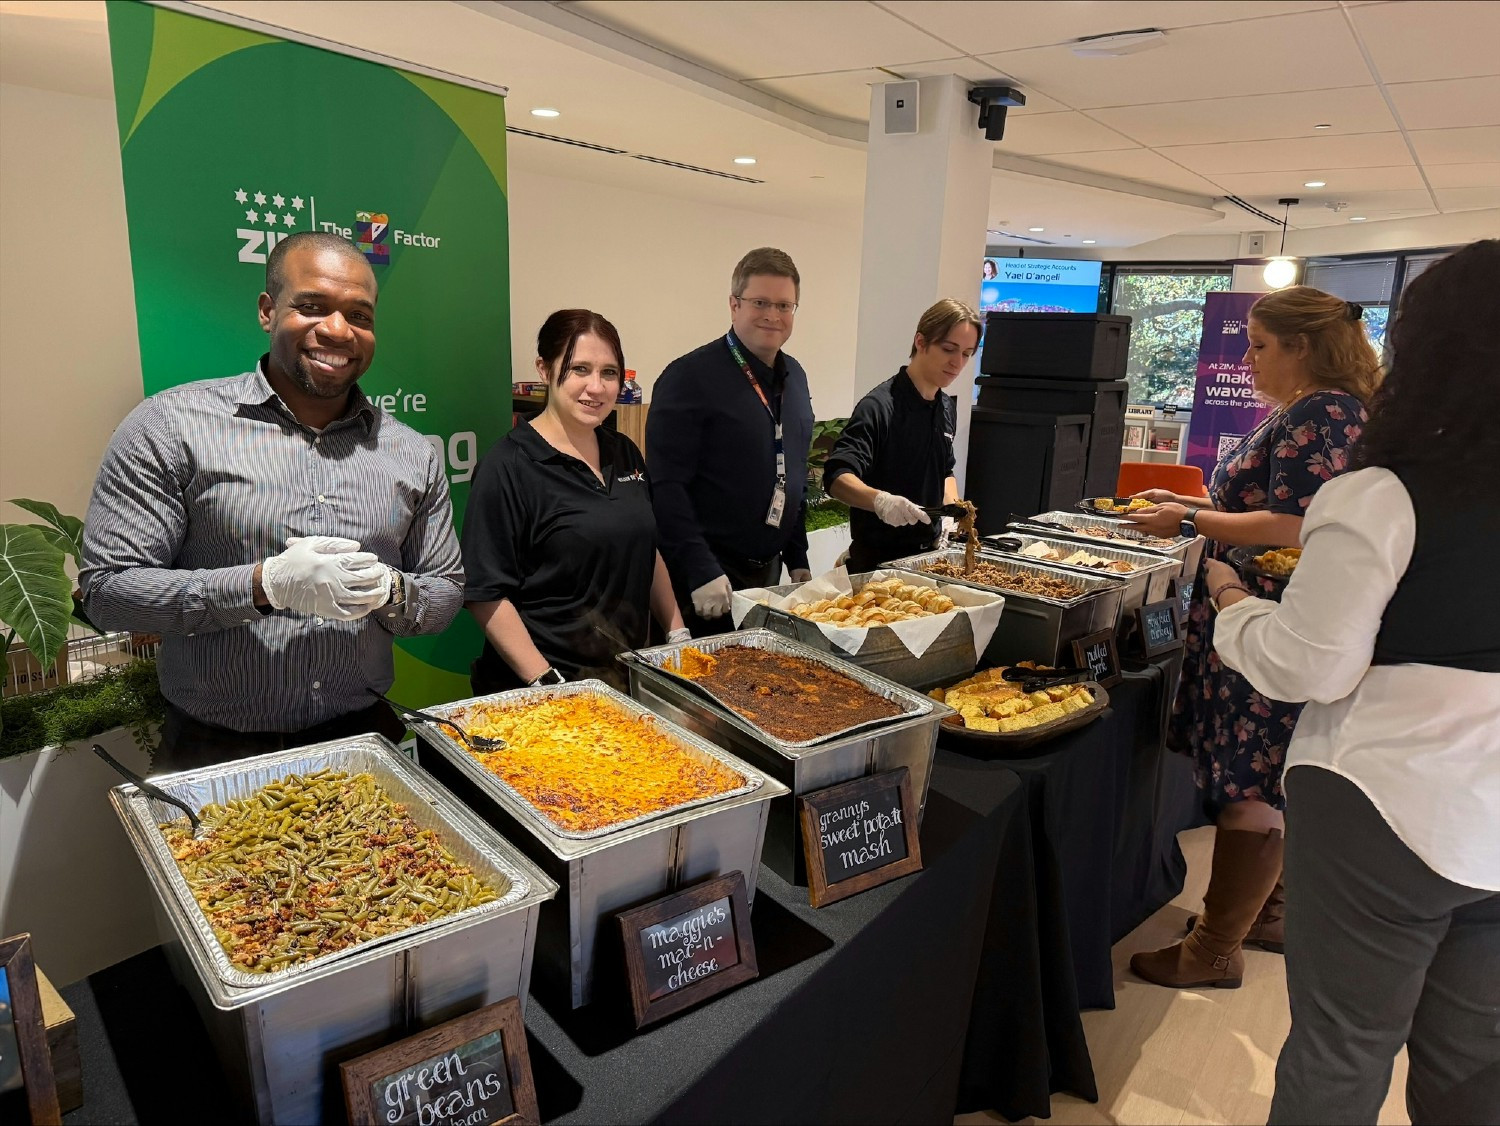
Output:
[
  {"xmin": 691, "ymin": 575, "xmax": 733, "ymax": 619},
  {"xmin": 666, "ymin": 627, "xmax": 692, "ymax": 643},
  {"xmin": 261, "ymin": 536, "xmax": 389, "ymax": 620},
  {"xmin": 941, "ymin": 515, "xmax": 958, "ymax": 541},
  {"xmin": 873, "ymin": 491, "xmax": 930, "ymax": 528}
]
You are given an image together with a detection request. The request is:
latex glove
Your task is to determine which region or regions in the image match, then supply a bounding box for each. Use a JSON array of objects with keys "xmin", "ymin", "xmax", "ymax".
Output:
[
  {"xmin": 872, "ymin": 491, "xmax": 930, "ymax": 528},
  {"xmin": 262, "ymin": 536, "xmax": 388, "ymax": 620},
  {"xmin": 666, "ymin": 627, "xmax": 692, "ymax": 644},
  {"xmin": 788, "ymin": 568, "xmax": 812, "ymax": 583},
  {"xmin": 940, "ymin": 516, "xmax": 958, "ymax": 542},
  {"xmin": 691, "ymin": 575, "xmax": 733, "ymax": 619}
]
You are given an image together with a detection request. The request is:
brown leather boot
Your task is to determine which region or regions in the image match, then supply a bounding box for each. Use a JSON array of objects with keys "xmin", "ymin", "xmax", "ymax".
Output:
[
  {"xmin": 1131, "ymin": 828, "xmax": 1284, "ymax": 989},
  {"xmin": 1187, "ymin": 878, "xmax": 1285, "ymax": 954}
]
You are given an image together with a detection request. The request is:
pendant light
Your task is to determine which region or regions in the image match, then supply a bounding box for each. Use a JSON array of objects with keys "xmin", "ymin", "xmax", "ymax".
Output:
[{"xmin": 1262, "ymin": 198, "xmax": 1300, "ymax": 289}]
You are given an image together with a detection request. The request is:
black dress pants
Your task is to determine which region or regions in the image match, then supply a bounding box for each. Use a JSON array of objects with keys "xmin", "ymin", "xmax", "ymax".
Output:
[
  {"xmin": 152, "ymin": 700, "xmax": 408, "ymax": 776},
  {"xmin": 677, "ymin": 551, "xmax": 782, "ymax": 638}
]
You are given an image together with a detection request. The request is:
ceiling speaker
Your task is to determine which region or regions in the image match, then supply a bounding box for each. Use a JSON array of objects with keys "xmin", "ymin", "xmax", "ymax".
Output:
[{"xmin": 884, "ymin": 81, "xmax": 918, "ymax": 135}]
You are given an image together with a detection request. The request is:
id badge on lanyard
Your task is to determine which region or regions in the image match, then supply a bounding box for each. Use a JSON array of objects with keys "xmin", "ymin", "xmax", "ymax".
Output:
[{"xmin": 726, "ymin": 334, "xmax": 788, "ymax": 528}]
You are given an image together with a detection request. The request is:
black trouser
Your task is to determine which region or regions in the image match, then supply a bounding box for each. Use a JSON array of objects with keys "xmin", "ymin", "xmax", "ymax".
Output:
[
  {"xmin": 152, "ymin": 700, "xmax": 407, "ymax": 776},
  {"xmin": 1271, "ymin": 766, "xmax": 1500, "ymax": 1126},
  {"xmin": 677, "ymin": 551, "xmax": 782, "ymax": 638}
]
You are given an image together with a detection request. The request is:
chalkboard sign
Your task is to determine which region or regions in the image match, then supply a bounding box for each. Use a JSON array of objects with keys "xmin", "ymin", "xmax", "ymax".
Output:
[
  {"xmin": 340, "ymin": 998, "xmax": 537, "ymax": 1126},
  {"xmin": 1070, "ymin": 628, "xmax": 1122, "ymax": 688},
  {"xmin": 1134, "ymin": 598, "xmax": 1183, "ymax": 658},
  {"xmin": 0, "ymin": 934, "xmax": 60, "ymax": 1126},
  {"xmin": 798, "ymin": 767, "xmax": 923, "ymax": 908},
  {"xmin": 618, "ymin": 872, "xmax": 758, "ymax": 1028},
  {"xmin": 1168, "ymin": 576, "xmax": 1195, "ymax": 623}
]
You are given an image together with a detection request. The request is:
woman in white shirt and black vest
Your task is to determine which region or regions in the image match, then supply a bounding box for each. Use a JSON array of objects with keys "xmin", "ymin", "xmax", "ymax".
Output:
[{"xmin": 1208, "ymin": 239, "xmax": 1500, "ymax": 1125}]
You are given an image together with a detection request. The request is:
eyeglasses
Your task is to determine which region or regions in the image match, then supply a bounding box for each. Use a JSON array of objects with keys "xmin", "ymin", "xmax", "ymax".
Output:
[{"xmin": 733, "ymin": 296, "xmax": 799, "ymax": 316}]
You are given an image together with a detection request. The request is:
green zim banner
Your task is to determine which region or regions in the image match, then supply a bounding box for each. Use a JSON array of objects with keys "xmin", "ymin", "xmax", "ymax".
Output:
[{"xmin": 105, "ymin": 0, "xmax": 510, "ymax": 706}]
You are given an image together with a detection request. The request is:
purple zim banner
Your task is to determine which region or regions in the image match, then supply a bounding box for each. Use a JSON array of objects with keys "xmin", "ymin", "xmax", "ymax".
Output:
[{"xmin": 1184, "ymin": 291, "xmax": 1272, "ymax": 485}]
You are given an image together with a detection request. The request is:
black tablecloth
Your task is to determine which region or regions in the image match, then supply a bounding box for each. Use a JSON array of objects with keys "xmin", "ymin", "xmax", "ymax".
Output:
[{"xmin": 61, "ymin": 783, "xmax": 1022, "ymax": 1126}]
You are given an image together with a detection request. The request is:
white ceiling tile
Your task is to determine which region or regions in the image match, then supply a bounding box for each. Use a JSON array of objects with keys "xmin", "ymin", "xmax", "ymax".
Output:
[
  {"xmin": 744, "ymin": 70, "xmax": 894, "ymax": 122},
  {"xmin": 1293, "ymin": 207, "xmax": 1436, "ymax": 228},
  {"xmin": 1388, "ymin": 77, "xmax": 1500, "ymax": 130},
  {"xmin": 1210, "ymin": 165, "xmax": 1428, "ymax": 195},
  {"xmin": 986, "ymin": 166, "xmax": 1226, "ymax": 248},
  {"xmin": 1089, "ymin": 86, "xmax": 1395, "ymax": 147},
  {"xmin": 1350, "ymin": 0, "xmax": 1500, "ymax": 84},
  {"xmin": 979, "ymin": 10, "xmax": 1372, "ymax": 109},
  {"xmin": 884, "ymin": 58, "xmax": 1069, "ymax": 113},
  {"xmin": 1434, "ymin": 186, "xmax": 1500, "ymax": 211},
  {"xmin": 1039, "ymin": 148, "xmax": 1224, "ymax": 194},
  {"xmin": 1425, "ymin": 162, "xmax": 1500, "ymax": 188},
  {"xmin": 563, "ymin": 0, "xmax": 953, "ymax": 80},
  {"xmin": 999, "ymin": 111, "xmax": 1139, "ymax": 156},
  {"xmin": 1159, "ymin": 132, "xmax": 1412, "ymax": 175},
  {"xmin": 878, "ymin": 1, "xmax": 1337, "ymax": 57},
  {"xmin": 1409, "ymin": 126, "xmax": 1500, "ymax": 165}
]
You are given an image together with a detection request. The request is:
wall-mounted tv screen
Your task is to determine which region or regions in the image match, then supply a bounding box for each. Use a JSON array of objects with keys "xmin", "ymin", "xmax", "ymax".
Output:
[{"xmin": 981, "ymin": 257, "xmax": 1102, "ymax": 315}]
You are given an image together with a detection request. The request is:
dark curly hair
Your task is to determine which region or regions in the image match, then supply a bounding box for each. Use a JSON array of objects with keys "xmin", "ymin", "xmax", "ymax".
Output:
[{"xmin": 1352, "ymin": 239, "xmax": 1500, "ymax": 487}]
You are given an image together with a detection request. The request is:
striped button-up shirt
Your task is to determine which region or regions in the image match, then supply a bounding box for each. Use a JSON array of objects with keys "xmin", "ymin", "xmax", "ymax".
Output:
[{"xmin": 81, "ymin": 364, "xmax": 464, "ymax": 732}]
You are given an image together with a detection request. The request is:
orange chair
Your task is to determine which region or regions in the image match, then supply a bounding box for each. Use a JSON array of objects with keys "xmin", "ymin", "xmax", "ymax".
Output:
[{"xmin": 1116, "ymin": 461, "xmax": 1207, "ymax": 498}]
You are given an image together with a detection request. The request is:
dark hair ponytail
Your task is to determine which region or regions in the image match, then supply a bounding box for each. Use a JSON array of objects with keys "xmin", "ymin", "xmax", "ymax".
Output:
[{"xmin": 536, "ymin": 310, "xmax": 625, "ymax": 384}]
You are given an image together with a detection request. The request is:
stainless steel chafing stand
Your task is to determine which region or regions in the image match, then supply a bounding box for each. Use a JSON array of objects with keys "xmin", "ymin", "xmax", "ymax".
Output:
[
  {"xmin": 1011, "ymin": 510, "xmax": 1206, "ymax": 579},
  {"xmin": 981, "ymin": 534, "xmax": 1181, "ymax": 626},
  {"xmin": 889, "ymin": 550, "xmax": 1126, "ymax": 666},
  {"xmin": 411, "ymin": 680, "xmax": 786, "ymax": 1009},
  {"xmin": 619, "ymin": 629, "xmax": 952, "ymax": 885},
  {"xmin": 108, "ymin": 735, "xmax": 557, "ymax": 1126}
]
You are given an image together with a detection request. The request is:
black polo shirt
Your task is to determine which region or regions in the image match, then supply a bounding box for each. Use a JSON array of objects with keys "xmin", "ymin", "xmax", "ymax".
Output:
[
  {"xmin": 461, "ymin": 423, "xmax": 657, "ymax": 690},
  {"xmin": 646, "ymin": 332, "xmax": 814, "ymax": 592},
  {"xmin": 824, "ymin": 368, "xmax": 957, "ymax": 569}
]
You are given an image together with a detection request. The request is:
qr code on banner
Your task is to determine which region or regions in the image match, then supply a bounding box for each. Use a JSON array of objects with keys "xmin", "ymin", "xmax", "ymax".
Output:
[{"xmin": 1217, "ymin": 433, "xmax": 1245, "ymax": 461}]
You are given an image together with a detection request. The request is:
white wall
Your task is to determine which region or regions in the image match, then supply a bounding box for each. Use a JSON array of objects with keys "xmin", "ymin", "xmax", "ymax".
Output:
[{"xmin": 0, "ymin": 79, "xmax": 864, "ymax": 533}]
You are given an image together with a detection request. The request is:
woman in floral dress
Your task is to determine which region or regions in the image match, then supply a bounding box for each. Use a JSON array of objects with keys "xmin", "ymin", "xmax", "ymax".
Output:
[{"xmin": 1120, "ymin": 286, "xmax": 1380, "ymax": 989}]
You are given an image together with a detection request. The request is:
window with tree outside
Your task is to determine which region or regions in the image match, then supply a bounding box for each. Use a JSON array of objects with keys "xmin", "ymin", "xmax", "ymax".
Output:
[{"xmin": 1112, "ymin": 268, "xmax": 1232, "ymax": 409}]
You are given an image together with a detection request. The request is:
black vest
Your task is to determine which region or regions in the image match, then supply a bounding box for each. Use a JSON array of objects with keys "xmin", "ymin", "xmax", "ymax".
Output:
[{"xmin": 1370, "ymin": 463, "xmax": 1500, "ymax": 671}]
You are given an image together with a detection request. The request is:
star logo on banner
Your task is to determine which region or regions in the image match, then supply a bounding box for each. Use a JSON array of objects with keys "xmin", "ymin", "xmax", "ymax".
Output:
[
  {"xmin": 234, "ymin": 188, "xmax": 248, "ymax": 203},
  {"xmin": 291, "ymin": 196, "xmax": 304, "ymax": 211},
  {"xmin": 272, "ymin": 193, "xmax": 285, "ymax": 208},
  {"xmin": 283, "ymin": 213, "xmax": 296, "ymax": 228},
  {"xmin": 253, "ymin": 190, "xmax": 267, "ymax": 205},
  {"xmin": 264, "ymin": 212, "xmax": 278, "ymax": 226},
  {"xmin": 246, "ymin": 209, "xmax": 259, "ymax": 223}
]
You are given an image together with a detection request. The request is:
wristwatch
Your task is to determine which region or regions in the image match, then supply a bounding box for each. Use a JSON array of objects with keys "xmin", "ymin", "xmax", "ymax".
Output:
[
  {"xmin": 1179, "ymin": 508, "xmax": 1199, "ymax": 540},
  {"xmin": 388, "ymin": 569, "xmax": 406, "ymax": 607},
  {"xmin": 528, "ymin": 666, "xmax": 565, "ymax": 687}
]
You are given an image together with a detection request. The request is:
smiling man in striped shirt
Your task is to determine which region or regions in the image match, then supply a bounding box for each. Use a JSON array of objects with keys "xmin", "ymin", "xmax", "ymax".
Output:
[{"xmin": 81, "ymin": 232, "xmax": 464, "ymax": 773}]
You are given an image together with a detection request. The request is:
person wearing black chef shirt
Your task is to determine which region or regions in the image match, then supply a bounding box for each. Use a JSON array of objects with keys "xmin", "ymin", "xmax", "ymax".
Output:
[
  {"xmin": 823, "ymin": 298, "xmax": 982, "ymax": 573},
  {"xmin": 462, "ymin": 310, "xmax": 689, "ymax": 691},
  {"xmin": 647, "ymin": 247, "xmax": 815, "ymax": 635}
]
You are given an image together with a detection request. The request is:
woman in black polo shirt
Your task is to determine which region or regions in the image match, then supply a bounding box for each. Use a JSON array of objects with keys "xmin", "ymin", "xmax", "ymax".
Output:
[
  {"xmin": 462, "ymin": 310, "xmax": 688, "ymax": 692},
  {"xmin": 824, "ymin": 298, "xmax": 982, "ymax": 573}
]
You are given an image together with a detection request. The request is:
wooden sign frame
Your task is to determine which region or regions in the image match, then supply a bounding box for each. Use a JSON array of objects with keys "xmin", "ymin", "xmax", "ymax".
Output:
[
  {"xmin": 798, "ymin": 767, "xmax": 923, "ymax": 908},
  {"xmin": 0, "ymin": 933, "xmax": 61, "ymax": 1126},
  {"xmin": 340, "ymin": 997, "xmax": 538, "ymax": 1126},
  {"xmin": 1167, "ymin": 575, "xmax": 1195, "ymax": 625},
  {"xmin": 1134, "ymin": 597, "xmax": 1184, "ymax": 658},
  {"xmin": 1070, "ymin": 628, "xmax": 1123, "ymax": 688},
  {"xmin": 618, "ymin": 870, "xmax": 758, "ymax": 1028}
]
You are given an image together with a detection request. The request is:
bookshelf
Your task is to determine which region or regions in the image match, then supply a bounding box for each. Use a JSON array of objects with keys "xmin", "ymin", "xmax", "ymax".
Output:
[{"xmin": 1122, "ymin": 405, "xmax": 1187, "ymax": 465}]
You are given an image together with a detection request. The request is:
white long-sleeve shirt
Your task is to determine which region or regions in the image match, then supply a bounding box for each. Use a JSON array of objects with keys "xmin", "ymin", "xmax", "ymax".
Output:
[{"xmin": 1213, "ymin": 467, "xmax": 1500, "ymax": 891}]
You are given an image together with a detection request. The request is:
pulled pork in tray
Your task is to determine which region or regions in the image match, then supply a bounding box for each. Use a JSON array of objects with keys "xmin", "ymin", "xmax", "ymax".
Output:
[
  {"xmin": 456, "ymin": 695, "xmax": 745, "ymax": 832},
  {"xmin": 162, "ymin": 769, "xmax": 499, "ymax": 974},
  {"xmin": 1073, "ymin": 523, "xmax": 1178, "ymax": 548},
  {"xmin": 920, "ymin": 559, "xmax": 1086, "ymax": 600},
  {"xmin": 670, "ymin": 645, "xmax": 905, "ymax": 742}
]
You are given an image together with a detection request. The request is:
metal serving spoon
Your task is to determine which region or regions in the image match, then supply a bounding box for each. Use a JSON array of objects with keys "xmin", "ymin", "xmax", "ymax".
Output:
[
  {"xmin": 376, "ymin": 693, "xmax": 507, "ymax": 752},
  {"xmin": 93, "ymin": 742, "xmax": 204, "ymax": 836}
]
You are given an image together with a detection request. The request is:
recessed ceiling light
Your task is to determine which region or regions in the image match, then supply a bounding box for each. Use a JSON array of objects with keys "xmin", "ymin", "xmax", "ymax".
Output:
[
  {"xmin": 1313, "ymin": 123, "xmax": 1332, "ymax": 130},
  {"xmin": 1029, "ymin": 226, "xmax": 1045, "ymax": 232},
  {"xmin": 1304, "ymin": 180, "xmax": 1326, "ymax": 188},
  {"xmin": 1082, "ymin": 239, "xmax": 1097, "ymax": 245},
  {"xmin": 733, "ymin": 156, "xmax": 757, "ymax": 165},
  {"xmin": 530, "ymin": 107, "xmax": 560, "ymax": 118},
  {"xmin": 1349, "ymin": 216, "xmax": 1367, "ymax": 222}
]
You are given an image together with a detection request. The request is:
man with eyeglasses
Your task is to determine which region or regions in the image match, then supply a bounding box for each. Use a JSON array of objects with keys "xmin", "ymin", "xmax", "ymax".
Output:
[{"xmin": 647, "ymin": 247, "xmax": 815, "ymax": 635}]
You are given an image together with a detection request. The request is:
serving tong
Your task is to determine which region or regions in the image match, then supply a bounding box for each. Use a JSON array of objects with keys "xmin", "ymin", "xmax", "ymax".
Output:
[
  {"xmin": 1001, "ymin": 666, "xmax": 1094, "ymax": 694},
  {"xmin": 921, "ymin": 503, "xmax": 973, "ymax": 520},
  {"xmin": 93, "ymin": 742, "xmax": 205, "ymax": 837},
  {"xmin": 376, "ymin": 693, "xmax": 507, "ymax": 751}
]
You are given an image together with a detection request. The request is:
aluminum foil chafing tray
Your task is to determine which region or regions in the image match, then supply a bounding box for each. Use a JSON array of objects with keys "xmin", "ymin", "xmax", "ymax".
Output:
[
  {"xmin": 981, "ymin": 534, "xmax": 1181, "ymax": 625},
  {"xmin": 1010, "ymin": 509, "xmax": 1205, "ymax": 578},
  {"xmin": 890, "ymin": 550, "xmax": 1126, "ymax": 666},
  {"xmin": 620, "ymin": 630, "xmax": 952, "ymax": 885},
  {"xmin": 108, "ymin": 735, "xmax": 557, "ymax": 1126},
  {"xmin": 412, "ymin": 680, "xmax": 786, "ymax": 1008}
]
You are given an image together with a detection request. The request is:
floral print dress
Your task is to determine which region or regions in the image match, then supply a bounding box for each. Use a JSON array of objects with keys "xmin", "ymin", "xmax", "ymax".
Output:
[{"xmin": 1170, "ymin": 390, "xmax": 1367, "ymax": 811}]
